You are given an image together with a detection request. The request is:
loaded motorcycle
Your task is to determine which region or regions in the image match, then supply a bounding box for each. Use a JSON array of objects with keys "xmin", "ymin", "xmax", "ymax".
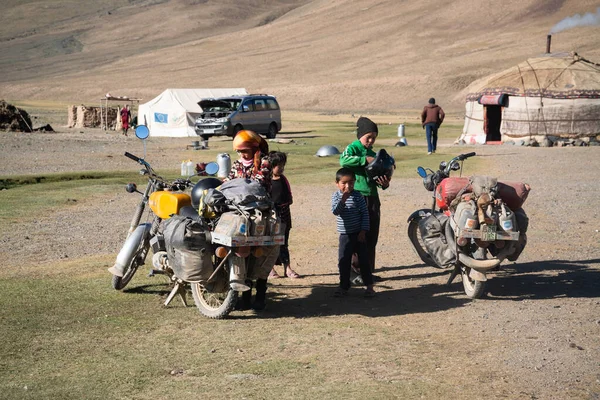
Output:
[
  {"xmin": 407, "ymin": 152, "xmax": 529, "ymax": 298},
  {"xmin": 109, "ymin": 125, "xmax": 283, "ymax": 319}
]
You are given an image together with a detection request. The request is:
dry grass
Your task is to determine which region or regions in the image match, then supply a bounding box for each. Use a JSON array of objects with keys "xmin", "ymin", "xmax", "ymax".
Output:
[{"xmin": 1, "ymin": 1, "xmax": 599, "ymax": 112}]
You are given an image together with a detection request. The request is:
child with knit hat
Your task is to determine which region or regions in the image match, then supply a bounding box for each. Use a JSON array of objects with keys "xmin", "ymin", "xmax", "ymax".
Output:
[{"xmin": 339, "ymin": 117, "xmax": 390, "ymax": 283}]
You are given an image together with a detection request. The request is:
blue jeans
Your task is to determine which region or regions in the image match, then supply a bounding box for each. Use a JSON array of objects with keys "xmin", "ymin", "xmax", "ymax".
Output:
[{"xmin": 425, "ymin": 123, "xmax": 438, "ymax": 153}]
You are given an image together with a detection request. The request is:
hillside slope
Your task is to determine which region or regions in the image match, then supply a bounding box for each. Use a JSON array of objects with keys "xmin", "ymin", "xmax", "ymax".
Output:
[{"xmin": 0, "ymin": 0, "xmax": 599, "ymax": 112}]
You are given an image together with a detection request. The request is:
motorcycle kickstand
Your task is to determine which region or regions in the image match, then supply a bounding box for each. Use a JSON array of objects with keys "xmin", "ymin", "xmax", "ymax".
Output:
[
  {"xmin": 446, "ymin": 265, "xmax": 460, "ymax": 286},
  {"xmin": 164, "ymin": 279, "xmax": 188, "ymax": 307}
]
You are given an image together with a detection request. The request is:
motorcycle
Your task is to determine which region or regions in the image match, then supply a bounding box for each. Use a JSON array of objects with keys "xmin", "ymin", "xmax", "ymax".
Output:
[
  {"xmin": 407, "ymin": 152, "xmax": 529, "ymax": 298},
  {"xmin": 109, "ymin": 125, "xmax": 284, "ymax": 319},
  {"xmin": 108, "ymin": 126, "xmax": 220, "ymax": 295}
]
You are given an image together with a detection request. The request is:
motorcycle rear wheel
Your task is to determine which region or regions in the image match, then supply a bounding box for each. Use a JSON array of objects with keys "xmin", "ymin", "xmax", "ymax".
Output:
[
  {"xmin": 407, "ymin": 219, "xmax": 438, "ymax": 268},
  {"xmin": 461, "ymin": 267, "xmax": 486, "ymax": 299},
  {"xmin": 111, "ymin": 246, "xmax": 146, "ymax": 290},
  {"xmin": 191, "ymin": 283, "xmax": 238, "ymax": 319}
]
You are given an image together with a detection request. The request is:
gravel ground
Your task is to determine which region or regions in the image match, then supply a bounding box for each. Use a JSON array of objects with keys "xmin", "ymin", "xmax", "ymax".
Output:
[{"xmin": 1, "ymin": 128, "xmax": 599, "ymax": 399}]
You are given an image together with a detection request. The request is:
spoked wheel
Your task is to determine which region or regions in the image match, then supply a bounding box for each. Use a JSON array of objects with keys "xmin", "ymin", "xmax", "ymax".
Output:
[
  {"xmin": 191, "ymin": 282, "xmax": 238, "ymax": 319},
  {"xmin": 461, "ymin": 267, "xmax": 486, "ymax": 299},
  {"xmin": 111, "ymin": 246, "xmax": 147, "ymax": 290},
  {"xmin": 407, "ymin": 219, "xmax": 437, "ymax": 267}
]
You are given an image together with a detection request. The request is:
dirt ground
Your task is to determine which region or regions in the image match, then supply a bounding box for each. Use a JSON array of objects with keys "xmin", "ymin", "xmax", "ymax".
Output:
[{"xmin": 1, "ymin": 127, "xmax": 599, "ymax": 399}]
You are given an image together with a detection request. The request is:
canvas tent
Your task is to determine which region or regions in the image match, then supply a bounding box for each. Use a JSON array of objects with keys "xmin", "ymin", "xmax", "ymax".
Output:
[
  {"xmin": 460, "ymin": 52, "xmax": 600, "ymax": 144},
  {"xmin": 138, "ymin": 88, "xmax": 247, "ymax": 137}
]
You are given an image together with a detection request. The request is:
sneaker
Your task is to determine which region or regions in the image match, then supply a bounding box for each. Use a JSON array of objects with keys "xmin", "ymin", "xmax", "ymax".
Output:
[
  {"xmin": 351, "ymin": 275, "xmax": 364, "ymax": 286},
  {"xmin": 333, "ymin": 288, "xmax": 348, "ymax": 297},
  {"xmin": 364, "ymin": 288, "xmax": 376, "ymax": 298},
  {"xmin": 427, "ymin": 152, "xmax": 432, "ymax": 155}
]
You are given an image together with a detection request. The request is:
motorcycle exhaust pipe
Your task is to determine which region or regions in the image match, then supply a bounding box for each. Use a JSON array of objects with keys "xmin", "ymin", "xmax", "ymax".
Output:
[
  {"xmin": 108, "ymin": 223, "xmax": 151, "ymax": 277},
  {"xmin": 457, "ymin": 245, "xmax": 514, "ymax": 271},
  {"xmin": 228, "ymin": 255, "xmax": 251, "ymax": 292}
]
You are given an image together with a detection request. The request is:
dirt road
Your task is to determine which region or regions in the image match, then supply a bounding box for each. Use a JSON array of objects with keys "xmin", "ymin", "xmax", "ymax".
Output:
[{"xmin": 1, "ymin": 129, "xmax": 598, "ymax": 399}]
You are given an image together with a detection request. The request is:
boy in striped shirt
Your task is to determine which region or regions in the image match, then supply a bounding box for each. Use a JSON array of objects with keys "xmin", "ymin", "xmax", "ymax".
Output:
[{"xmin": 331, "ymin": 168, "xmax": 375, "ymax": 297}]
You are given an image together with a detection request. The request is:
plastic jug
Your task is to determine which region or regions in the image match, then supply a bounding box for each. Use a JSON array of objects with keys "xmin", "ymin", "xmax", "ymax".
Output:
[
  {"xmin": 186, "ymin": 160, "xmax": 195, "ymax": 176},
  {"xmin": 180, "ymin": 160, "xmax": 187, "ymax": 176},
  {"xmin": 499, "ymin": 204, "xmax": 514, "ymax": 232}
]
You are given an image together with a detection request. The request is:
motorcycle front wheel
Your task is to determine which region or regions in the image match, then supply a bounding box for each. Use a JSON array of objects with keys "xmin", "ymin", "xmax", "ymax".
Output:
[
  {"xmin": 111, "ymin": 245, "xmax": 147, "ymax": 290},
  {"xmin": 407, "ymin": 219, "xmax": 438, "ymax": 268},
  {"xmin": 461, "ymin": 267, "xmax": 486, "ymax": 299},
  {"xmin": 191, "ymin": 283, "xmax": 238, "ymax": 319}
]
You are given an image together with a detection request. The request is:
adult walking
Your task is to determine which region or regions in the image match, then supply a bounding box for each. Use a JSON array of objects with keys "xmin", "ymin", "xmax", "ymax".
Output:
[{"xmin": 421, "ymin": 98, "xmax": 445, "ymax": 155}]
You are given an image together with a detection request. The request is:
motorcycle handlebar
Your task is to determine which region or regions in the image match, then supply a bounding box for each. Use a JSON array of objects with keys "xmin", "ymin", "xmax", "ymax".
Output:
[
  {"xmin": 457, "ymin": 152, "xmax": 476, "ymax": 160},
  {"xmin": 124, "ymin": 152, "xmax": 140, "ymax": 162}
]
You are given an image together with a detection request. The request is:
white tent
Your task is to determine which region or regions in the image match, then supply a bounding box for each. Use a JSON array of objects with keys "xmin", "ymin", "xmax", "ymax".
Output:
[{"xmin": 138, "ymin": 88, "xmax": 247, "ymax": 137}]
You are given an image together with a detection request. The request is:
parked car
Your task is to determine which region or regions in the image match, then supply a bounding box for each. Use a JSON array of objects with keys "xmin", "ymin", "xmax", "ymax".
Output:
[{"xmin": 195, "ymin": 94, "xmax": 282, "ymax": 139}]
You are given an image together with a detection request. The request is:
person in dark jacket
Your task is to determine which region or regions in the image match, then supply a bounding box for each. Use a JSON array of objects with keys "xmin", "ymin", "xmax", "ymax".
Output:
[{"xmin": 421, "ymin": 98, "xmax": 445, "ymax": 154}]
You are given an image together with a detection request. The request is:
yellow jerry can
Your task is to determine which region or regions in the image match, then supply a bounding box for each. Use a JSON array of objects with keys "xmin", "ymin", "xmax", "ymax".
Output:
[{"xmin": 148, "ymin": 191, "xmax": 192, "ymax": 219}]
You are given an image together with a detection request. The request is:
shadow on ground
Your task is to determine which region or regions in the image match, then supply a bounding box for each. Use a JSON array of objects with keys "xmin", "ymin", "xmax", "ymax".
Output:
[{"xmin": 118, "ymin": 258, "xmax": 600, "ymax": 319}]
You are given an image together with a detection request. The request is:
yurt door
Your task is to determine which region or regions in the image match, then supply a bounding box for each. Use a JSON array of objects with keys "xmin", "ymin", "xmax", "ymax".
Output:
[{"xmin": 484, "ymin": 105, "xmax": 502, "ymax": 142}]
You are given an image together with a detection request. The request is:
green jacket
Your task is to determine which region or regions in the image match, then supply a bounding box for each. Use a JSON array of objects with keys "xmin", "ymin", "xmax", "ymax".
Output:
[{"xmin": 339, "ymin": 140, "xmax": 378, "ymax": 197}]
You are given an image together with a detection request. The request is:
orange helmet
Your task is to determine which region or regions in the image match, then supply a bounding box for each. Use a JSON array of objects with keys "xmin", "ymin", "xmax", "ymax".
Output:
[{"xmin": 232, "ymin": 130, "xmax": 261, "ymax": 151}]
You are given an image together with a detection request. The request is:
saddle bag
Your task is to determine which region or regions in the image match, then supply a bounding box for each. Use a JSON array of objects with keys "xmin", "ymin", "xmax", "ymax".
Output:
[
  {"xmin": 418, "ymin": 214, "xmax": 456, "ymax": 268},
  {"xmin": 163, "ymin": 215, "xmax": 213, "ymax": 282}
]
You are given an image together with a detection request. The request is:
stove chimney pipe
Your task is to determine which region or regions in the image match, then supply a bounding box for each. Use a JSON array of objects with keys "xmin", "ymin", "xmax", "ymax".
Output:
[{"xmin": 546, "ymin": 34, "xmax": 552, "ymax": 54}]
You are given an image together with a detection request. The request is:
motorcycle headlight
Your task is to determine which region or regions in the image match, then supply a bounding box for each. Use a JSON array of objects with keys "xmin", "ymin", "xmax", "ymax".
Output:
[{"xmin": 423, "ymin": 174, "xmax": 435, "ymax": 191}]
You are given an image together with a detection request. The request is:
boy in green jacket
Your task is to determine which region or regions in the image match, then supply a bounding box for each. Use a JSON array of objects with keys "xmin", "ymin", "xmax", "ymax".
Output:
[{"xmin": 340, "ymin": 117, "xmax": 390, "ymax": 279}]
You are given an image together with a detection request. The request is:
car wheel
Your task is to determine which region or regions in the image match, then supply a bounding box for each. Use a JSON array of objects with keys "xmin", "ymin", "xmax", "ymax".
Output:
[
  {"xmin": 233, "ymin": 125, "xmax": 243, "ymax": 136},
  {"xmin": 266, "ymin": 122, "xmax": 278, "ymax": 139}
]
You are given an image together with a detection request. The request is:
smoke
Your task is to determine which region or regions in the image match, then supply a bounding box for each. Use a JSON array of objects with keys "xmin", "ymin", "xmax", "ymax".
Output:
[{"xmin": 550, "ymin": 7, "xmax": 600, "ymax": 34}]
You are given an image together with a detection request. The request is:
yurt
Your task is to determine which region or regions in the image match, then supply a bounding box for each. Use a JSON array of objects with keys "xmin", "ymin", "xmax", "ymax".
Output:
[{"xmin": 460, "ymin": 52, "xmax": 600, "ymax": 144}]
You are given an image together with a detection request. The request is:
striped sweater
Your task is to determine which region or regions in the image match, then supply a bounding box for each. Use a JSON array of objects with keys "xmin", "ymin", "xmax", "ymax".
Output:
[{"xmin": 331, "ymin": 190, "xmax": 370, "ymax": 234}]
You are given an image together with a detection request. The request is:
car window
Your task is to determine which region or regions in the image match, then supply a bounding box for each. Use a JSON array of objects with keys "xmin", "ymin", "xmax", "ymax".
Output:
[
  {"xmin": 242, "ymin": 101, "xmax": 254, "ymax": 111},
  {"xmin": 253, "ymin": 99, "xmax": 267, "ymax": 112},
  {"xmin": 266, "ymin": 99, "xmax": 279, "ymax": 110}
]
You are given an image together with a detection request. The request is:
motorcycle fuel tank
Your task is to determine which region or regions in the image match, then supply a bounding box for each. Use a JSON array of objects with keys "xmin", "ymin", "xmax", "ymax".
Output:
[{"xmin": 148, "ymin": 191, "xmax": 192, "ymax": 219}]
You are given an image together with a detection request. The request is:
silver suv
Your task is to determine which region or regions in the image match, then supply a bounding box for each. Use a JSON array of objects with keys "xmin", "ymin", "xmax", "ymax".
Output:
[{"xmin": 194, "ymin": 94, "xmax": 281, "ymax": 139}]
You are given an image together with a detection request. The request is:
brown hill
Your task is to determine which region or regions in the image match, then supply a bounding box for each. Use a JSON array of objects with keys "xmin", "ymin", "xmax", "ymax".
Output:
[{"xmin": 0, "ymin": 0, "xmax": 599, "ymax": 112}]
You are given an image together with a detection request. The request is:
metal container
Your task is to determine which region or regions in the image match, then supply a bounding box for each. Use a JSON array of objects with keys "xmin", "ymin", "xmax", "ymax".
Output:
[
  {"xmin": 216, "ymin": 153, "xmax": 231, "ymax": 178},
  {"xmin": 397, "ymin": 124, "xmax": 405, "ymax": 137}
]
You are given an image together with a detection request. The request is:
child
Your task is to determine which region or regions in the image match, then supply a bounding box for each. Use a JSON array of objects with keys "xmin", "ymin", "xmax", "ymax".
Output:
[
  {"xmin": 340, "ymin": 116, "xmax": 390, "ymax": 280},
  {"xmin": 225, "ymin": 130, "xmax": 274, "ymax": 311},
  {"xmin": 267, "ymin": 151, "xmax": 300, "ymax": 279},
  {"xmin": 331, "ymin": 167, "xmax": 375, "ymax": 297}
]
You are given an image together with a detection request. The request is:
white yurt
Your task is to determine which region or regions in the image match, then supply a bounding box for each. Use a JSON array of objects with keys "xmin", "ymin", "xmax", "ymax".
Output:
[{"xmin": 460, "ymin": 52, "xmax": 600, "ymax": 144}]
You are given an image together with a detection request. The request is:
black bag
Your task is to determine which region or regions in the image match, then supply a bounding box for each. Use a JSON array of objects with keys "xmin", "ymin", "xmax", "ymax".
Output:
[{"xmin": 163, "ymin": 215, "xmax": 213, "ymax": 282}]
